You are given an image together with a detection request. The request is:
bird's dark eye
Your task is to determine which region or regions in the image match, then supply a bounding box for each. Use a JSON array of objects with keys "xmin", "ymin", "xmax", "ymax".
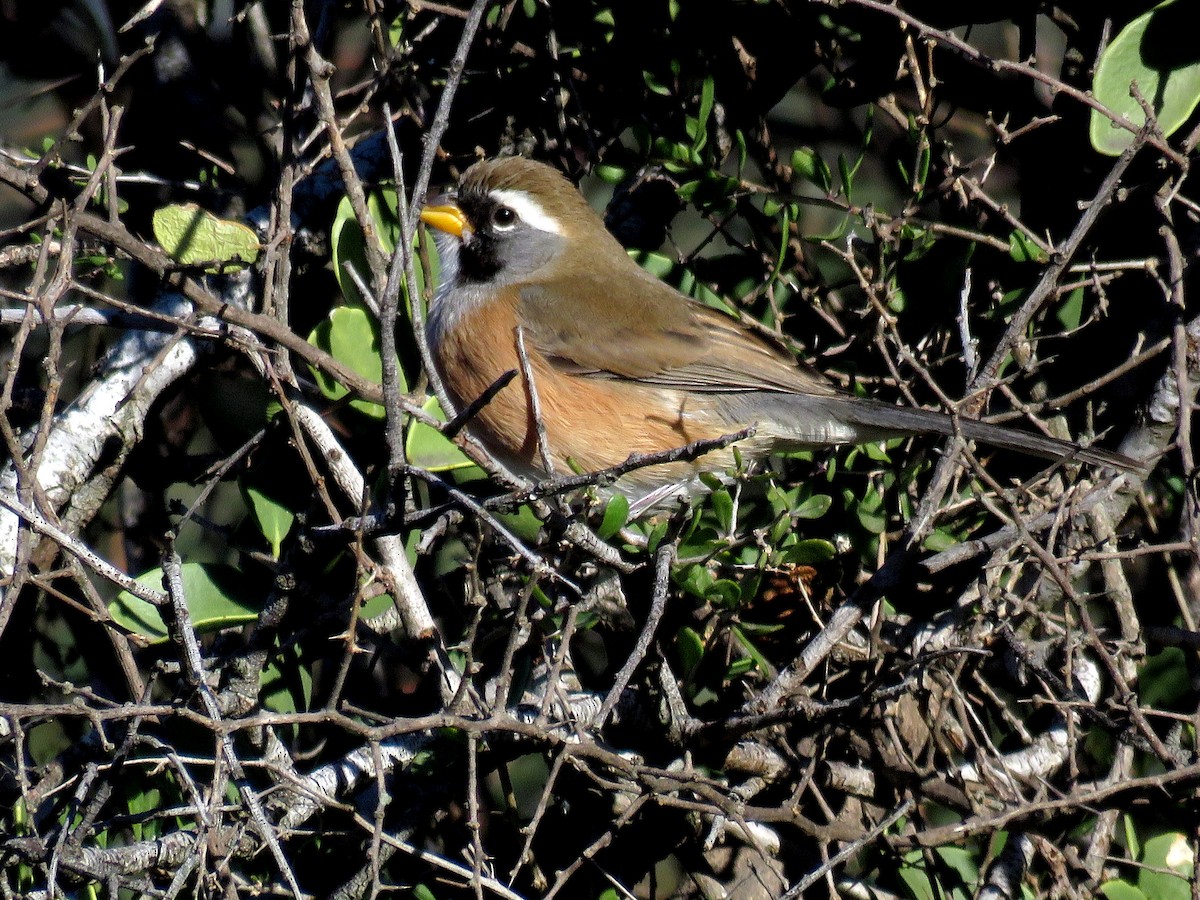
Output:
[{"xmin": 491, "ymin": 206, "xmax": 517, "ymax": 228}]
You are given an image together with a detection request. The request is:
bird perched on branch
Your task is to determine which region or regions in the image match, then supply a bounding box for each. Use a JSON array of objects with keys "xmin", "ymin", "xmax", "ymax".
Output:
[{"xmin": 420, "ymin": 156, "xmax": 1138, "ymax": 510}]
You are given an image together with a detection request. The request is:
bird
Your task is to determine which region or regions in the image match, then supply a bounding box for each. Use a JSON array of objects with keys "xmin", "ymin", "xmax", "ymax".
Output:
[{"xmin": 419, "ymin": 156, "xmax": 1140, "ymax": 510}]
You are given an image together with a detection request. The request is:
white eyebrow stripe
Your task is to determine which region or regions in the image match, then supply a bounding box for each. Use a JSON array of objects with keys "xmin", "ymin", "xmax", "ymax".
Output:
[{"xmin": 489, "ymin": 188, "xmax": 564, "ymax": 235}]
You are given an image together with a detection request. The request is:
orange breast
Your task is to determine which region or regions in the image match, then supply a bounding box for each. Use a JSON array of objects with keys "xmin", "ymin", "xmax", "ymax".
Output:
[{"xmin": 431, "ymin": 294, "xmax": 734, "ymax": 491}]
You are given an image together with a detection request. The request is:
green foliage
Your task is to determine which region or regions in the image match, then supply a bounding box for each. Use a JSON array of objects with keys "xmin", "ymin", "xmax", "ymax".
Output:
[
  {"xmin": 596, "ymin": 494, "xmax": 630, "ymax": 540},
  {"xmin": 242, "ymin": 483, "xmax": 295, "ymax": 559},
  {"xmin": 1139, "ymin": 647, "xmax": 1190, "ymax": 709},
  {"xmin": 109, "ymin": 563, "xmax": 260, "ymax": 643},
  {"xmin": 1057, "ymin": 286, "xmax": 1086, "ymax": 331},
  {"xmin": 1008, "ymin": 229, "xmax": 1049, "ymax": 264},
  {"xmin": 152, "ymin": 204, "xmax": 260, "ymax": 269},
  {"xmin": 330, "ymin": 190, "xmax": 400, "ymax": 306},
  {"xmin": 1101, "ymin": 829, "xmax": 1194, "ymax": 899},
  {"xmin": 1091, "ymin": 0, "xmax": 1200, "ymax": 155},
  {"xmin": 324, "ymin": 188, "xmax": 476, "ymax": 477},
  {"xmin": 792, "ymin": 147, "xmax": 833, "ymax": 193},
  {"xmin": 404, "ymin": 395, "xmax": 477, "ymax": 473},
  {"xmin": 307, "ymin": 305, "xmax": 391, "ymax": 418},
  {"xmin": 630, "ymin": 249, "xmax": 735, "ymax": 314},
  {"xmin": 261, "ymin": 643, "xmax": 315, "ymax": 728}
]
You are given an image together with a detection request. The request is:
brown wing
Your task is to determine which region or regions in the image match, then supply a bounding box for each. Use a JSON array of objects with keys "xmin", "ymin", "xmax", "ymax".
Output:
[
  {"xmin": 518, "ymin": 271, "xmax": 839, "ymax": 396},
  {"xmin": 515, "ymin": 269, "xmax": 1142, "ymax": 472}
]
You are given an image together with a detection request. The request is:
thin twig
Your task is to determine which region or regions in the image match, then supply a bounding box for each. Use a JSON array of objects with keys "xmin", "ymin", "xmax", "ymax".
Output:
[{"xmin": 596, "ymin": 540, "xmax": 676, "ymax": 730}]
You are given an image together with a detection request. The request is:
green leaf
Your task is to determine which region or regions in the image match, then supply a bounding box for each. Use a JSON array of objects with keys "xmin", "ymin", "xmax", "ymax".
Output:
[
  {"xmin": 793, "ymin": 493, "xmax": 832, "ymax": 520},
  {"xmin": 730, "ymin": 624, "xmax": 772, "ymax": 675},
  {"xmin": 710, "ymin": 487, "xmax": 734, "ymax": 533},
  {"xmin": 899, "ymin": 223, "xmax": 936, "ymax": 262},
  {"xmin": 726, "ymin": 657, "xmax": 753, "ymax": 677},
  {"xmin": 388, "ymin": 14, "xmax": 404, "ymax": 48},
  {"xmin": 630, "ymin": 250, "xmax": 734, "ymax": 314},
  {"xmin": 593, "ymin": 8, "xmax": 615, "ymax": 43},
  {"xmin": 779, "ymin": 538, "xmax": 836, "ymax": 565},
  {"xmin": 330, "ymin": 190, "xmax": 419, "ymax": 308},
  {"xmin": 1057, "ymin": 286, "xmax": 1085, "ymax": 331},
  {"xmin": 1140, "ymin": 647, "xmax": 1189, "ymax": 708},
  {"xmin": 597, "ymin": 494, "xmax": 630, "ymax": 540},
  {"xmin": 643, "ymin": 68, "xmax": 672, "ymax": 96},
  {"xmin": 675, "ymin": 626, "xmax": 705, "ymax": 676},
  {"xmin": 767, "ymin": 513, "xmax": 792, "ymax": 545},
  {"xmin": 853, "ymin": 489, "xmax": 887, "ymax": 534},
  {"xmin": 677, "ymin": 524, "xmax": 722, "ymax": 559},
  {"xmin": 261, "ymin": 643, "xmax": 314, "ymax": 720},
  {"xmin": 242, "ymin": 484, "xmax": 295, "ymax": 559},
  {"xmin": 595, "ymin": 162, "xmax": 629, "ymax": 183},
  {"xmin": 697, "ymin": 76, "xmax": 715, "ymax": 129},
  {"xmin": 109, "ymin": 563, "xmax": 259, "ymax": 643},
  {"xmin": 645, "ymin": 519, "xmax": 669, "ymax": 554},
  {"xmin": 152, "ymin": 204, "xmax": 259, "ymax": 270},
  {"xmin": 307, "ymin": 306, "xmax": 393, "ymax": 419},
  {"xmin": 677, "ymin": 563, "xmax": 714, "ymax": 599},
  {"xmin": 676, "ymin": 178, "xmax": 702, "ymax": 202},
  {"xmin": 705, "ymin": 578, "xmax": 741, "ymax": 606},
  {"xmin": 791, "ymin": 147, "xmax": 832, "ymax": 192},
  {"xmin": 126, "ymin": 782, "xmax": 163, "ymax": 842},
  {"xmin": 1091, "ymin": 0, "xmax": 1200, "ymax": 155},
  {"xmin": 897, "ymin": 852, "xmax": 936, "ymax": 900},
  {"xmin": 922, "ymin": 528, "xmax": 959, "ymax": 552},
  {"xmin": 693, "ymin": 75, "xmax": 715, "ymax": 151},
  {"xmin": 494, "ymin": 504, "xmax": 544, "ymax": 543},
  {"xmin": 362, "ymin": 589, "xmax": 395, "ymax": 619},
  {"xmin": 1124, "ymin": 814, "xmax": 1142, "ymax": 865},
  {"xmin": 838, "ymin": 153, "xmax": 854, "ymax": 203},
  {"xmin": 331, "ymin": 203, "xmax": 372, "ymax": 309},
  {"xmin": 772, "ymin": 202, "xmax": 792, "ymax": 283},
  {"xmin": 1008, "ymin": 230, "xmax": 1049, "ymax": 264},
  {"xmin": 862, "ymin": 440, "xmax": 893, "ymax": 462},
  {"xmin": 1138, "ymin": 832, "xmax": 1192, "ymax": 900},
  {"xmin": 405, "ymin": 395, "xmax": 477, "ymax": 472},
  {"xmin": 934, "ymin": 845, "xmax": 980, "ymax": 888},
  {"xmin": 1099, "ymin": 882, "xmax": 1149, "ymax": 900},
  {"xmin": 915, "ymin": 136, "xmax": 932, "ymax": 191}
]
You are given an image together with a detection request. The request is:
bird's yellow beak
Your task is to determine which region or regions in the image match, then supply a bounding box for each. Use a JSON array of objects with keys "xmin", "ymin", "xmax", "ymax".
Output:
[{"xmin": 420, "ymin": 203, "xmax": 468, "ymax": 238}]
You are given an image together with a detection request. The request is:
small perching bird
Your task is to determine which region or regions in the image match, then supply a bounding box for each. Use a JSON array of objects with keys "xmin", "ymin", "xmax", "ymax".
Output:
[{"xmin": 420, "ymin": 156, "xmax": 1139, "ymax": 509}]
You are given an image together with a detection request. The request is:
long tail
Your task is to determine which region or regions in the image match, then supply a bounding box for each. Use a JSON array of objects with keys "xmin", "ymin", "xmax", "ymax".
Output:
[
  {"xmin": 734, "ymin": 392, "xmax": 1144, "ymax": 471},
  {"xmin": 831, "ymin": 395, "xmax": 1142, "ymax": 471}
]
